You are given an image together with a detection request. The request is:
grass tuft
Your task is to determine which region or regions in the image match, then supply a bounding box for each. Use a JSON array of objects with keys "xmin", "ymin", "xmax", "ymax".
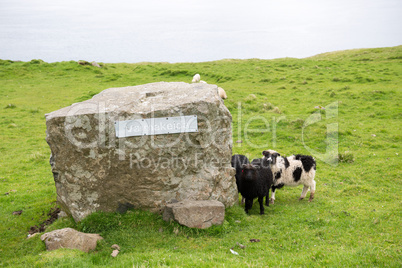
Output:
[
  {"xmin": 4, "ymin": 103, "xmax": 16, "ymax": 109},
  {"xmin": 338, "ymin": 151, "xmax": 355, "ymax": 163},
  {"xmin": 272, "ymin": 107, "xmax": 282, "ymax": 114}
]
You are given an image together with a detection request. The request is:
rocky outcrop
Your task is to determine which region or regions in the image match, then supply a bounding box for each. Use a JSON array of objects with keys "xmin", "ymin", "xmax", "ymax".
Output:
[
  {"xmin": 40, "ymin": 228, "xmax": 103, "ymax": 252},
  {"xmin": 46, "ymin": 82, "xmax": 237, "ymax": 222},
  {"xmin": 163, "ymin": 200, "xmax": 225, "ymax": 229}
]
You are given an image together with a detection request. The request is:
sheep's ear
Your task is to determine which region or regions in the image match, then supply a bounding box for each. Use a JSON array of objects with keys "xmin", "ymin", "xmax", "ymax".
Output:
[
  {"xmin": 274, "ymin": 153, "xmax": 280, "ymax": 157},
  {"xmin": 262, "ymin": 150, "xmax": 268, "ymax": 156},
  {"xmin": 241, "ymin": 164, "xmax": 248, "ymax": 169}
]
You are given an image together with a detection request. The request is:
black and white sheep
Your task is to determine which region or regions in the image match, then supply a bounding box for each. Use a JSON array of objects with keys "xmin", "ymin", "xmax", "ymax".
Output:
[
  {"xmin": 237, "ymin": 163, "xmax": 273, "ymax": 214},
  {"xmin": 262, "ymin": 150, "xmax": 316, "ymax": 203}
]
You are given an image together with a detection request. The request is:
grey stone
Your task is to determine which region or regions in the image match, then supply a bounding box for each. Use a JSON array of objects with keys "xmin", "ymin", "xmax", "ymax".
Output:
[
  {"xmin": 27, "ymin": 233, "xmax": 39, "ymax": 239},
  {"xmin": 111, "ymin": 249, "xmax": 119, "ymax": 257},
  {"xmin": 163, "ymin": 200, "xmax": 225, "ymax": 229},
  {"xmin": 111, "ymin": 244, "xmax": 120, "ymax": 250},
  {"xmin": 40, "ymin": 228, "xmax": 103, "ymax": 252},
  {"xmin": 57, "ymin": 210, "xmax": 68, "ymax": 219},
  {"xmin": 46, "ymin": 82, "xmax": 237, "ymax": 222},
  {"xmin": 91, "ymin": 61, "xmax": 101, "ymax": 68}
]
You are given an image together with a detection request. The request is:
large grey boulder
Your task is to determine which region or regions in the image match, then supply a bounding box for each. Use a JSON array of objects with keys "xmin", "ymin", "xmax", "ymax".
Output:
[
  {"xmin": 46, "ymin": 82, "xmax": 237, "ymax": 222},
  {"xmin": 163, "ymin": 200, "xmax": 225, "ymax": 229},
  {"xmin": 40, "ymin": 228, "xmax": 103, "ymax": 252}
]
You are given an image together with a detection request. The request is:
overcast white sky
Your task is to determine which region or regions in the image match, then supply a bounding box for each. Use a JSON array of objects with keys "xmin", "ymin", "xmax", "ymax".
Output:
[{"xmin": 0, "ymin": 0, "xmax": 401, "ymax": 62}]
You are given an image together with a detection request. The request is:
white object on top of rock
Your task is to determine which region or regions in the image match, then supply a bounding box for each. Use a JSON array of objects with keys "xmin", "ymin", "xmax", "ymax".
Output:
[
  {"xmin": 218, "ymin": 87, "xmax": 227, "ymax": 99},
  {"xmin": 192, "ymin": 74, "xmax": 201, "ymax": 83}
]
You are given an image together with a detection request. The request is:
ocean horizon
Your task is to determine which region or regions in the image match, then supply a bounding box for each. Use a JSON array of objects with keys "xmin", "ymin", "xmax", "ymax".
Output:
[{"xmin": 1, "ymin": 0, "xmax": 401, "ymax": 63}]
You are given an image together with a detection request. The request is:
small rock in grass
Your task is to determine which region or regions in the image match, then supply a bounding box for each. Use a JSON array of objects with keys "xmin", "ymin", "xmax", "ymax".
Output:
[
  {"xmin": 91, "ymin": 61, "xmax": 101, "ymax": 68},
  {"xmin": 27, "ymin": 233, "xmax": 39, "ymax": 239},
  {"xmin": 78, "ymin": 60, "xmax": 89, "ymax": 65},
  {"xmin": 13, "ymin": 210, "xmax": 23, "ymax": 215},
  {"xmin": 111, "ymin": 249, "xmax": 119, "ymax": 257},
  {"xmin": 41, "ymin": 228, "xmax": 103, "ymax": 252},
  {"xmin": 111, "ymin": 244, "xmax": 120, "ymax": 250},
  {"xmin": 163, "ymin": 200, "xmax": 225, "ymax": 229},
  {"xmin": 315, "ymin": 105, "xmax": 325, "ymax": 110},
  {"xmin": 58, "ymin": 211, "xmax": 68, "ymax": 219},
  {"xmin": 236, "ymin": 242, "xmax": 246, "ymax": 249}
]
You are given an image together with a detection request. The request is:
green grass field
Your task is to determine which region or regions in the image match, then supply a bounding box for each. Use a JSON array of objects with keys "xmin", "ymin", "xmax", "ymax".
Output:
[{"xmin": 0, "ymin": 46, "xmax": 401, "ymax": 267}]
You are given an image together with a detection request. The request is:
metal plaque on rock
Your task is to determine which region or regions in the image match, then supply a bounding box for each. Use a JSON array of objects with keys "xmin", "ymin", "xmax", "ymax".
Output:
[{"xmin": 115, "ymin": 115, "xmax": 198, "ymax": 138}]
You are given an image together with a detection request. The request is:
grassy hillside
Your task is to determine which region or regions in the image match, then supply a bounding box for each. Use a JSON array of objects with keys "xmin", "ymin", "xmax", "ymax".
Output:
[{"xmin": 0, "ymin": 46, "xmax": 401, "ymax": 267}]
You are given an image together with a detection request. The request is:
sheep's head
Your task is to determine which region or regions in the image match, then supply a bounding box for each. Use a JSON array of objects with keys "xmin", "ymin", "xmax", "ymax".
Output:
[
  {"xmin": 262, "ymin": 150, "xmax": 280, "ymax": 165},
  {"xmin": 241, "ymin": 164, "xmax": 260, "ymax": 181}
]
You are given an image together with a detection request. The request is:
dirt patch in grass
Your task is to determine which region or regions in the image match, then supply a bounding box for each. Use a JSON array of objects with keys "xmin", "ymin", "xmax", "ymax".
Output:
[{"xmin": 28, "ymin": 207, "xmax": 60, "ymax": 235}]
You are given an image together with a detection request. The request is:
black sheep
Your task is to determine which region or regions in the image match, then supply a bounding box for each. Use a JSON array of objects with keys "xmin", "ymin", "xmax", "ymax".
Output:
[
  {"xmin": 251, "ymin": 158, "xmax": 272, "ymax": 206},
  {"xmin": 231, "ymin": 154, "xmax": 250, "ymax": 202},
  {"xmin": 238, "ymin": 164, "xmax": 273, "ymax": 215}
]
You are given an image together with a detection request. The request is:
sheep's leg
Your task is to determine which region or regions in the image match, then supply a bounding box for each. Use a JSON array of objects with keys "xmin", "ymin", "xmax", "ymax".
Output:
[
  {"xmin": 299, "ymin": 185, "xmax": 309, "ymax": 201},
  {"xmin": 258, "ymin": 196, "xmax": 265, "ymax": 215},
  {"xmin": 265, "ymin": 189, "xmax": 270, "ymax": 206},
  {"xmin": 270, "ymin": 186, "xmax": 276, "ymax": 204},
  {"xmin": 308, "ymin": 180, "xmax": 316, "ymax": 202},
  {"xmin": 245, "ymin": 198, "xmax": 253, "ymax": 214}
]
